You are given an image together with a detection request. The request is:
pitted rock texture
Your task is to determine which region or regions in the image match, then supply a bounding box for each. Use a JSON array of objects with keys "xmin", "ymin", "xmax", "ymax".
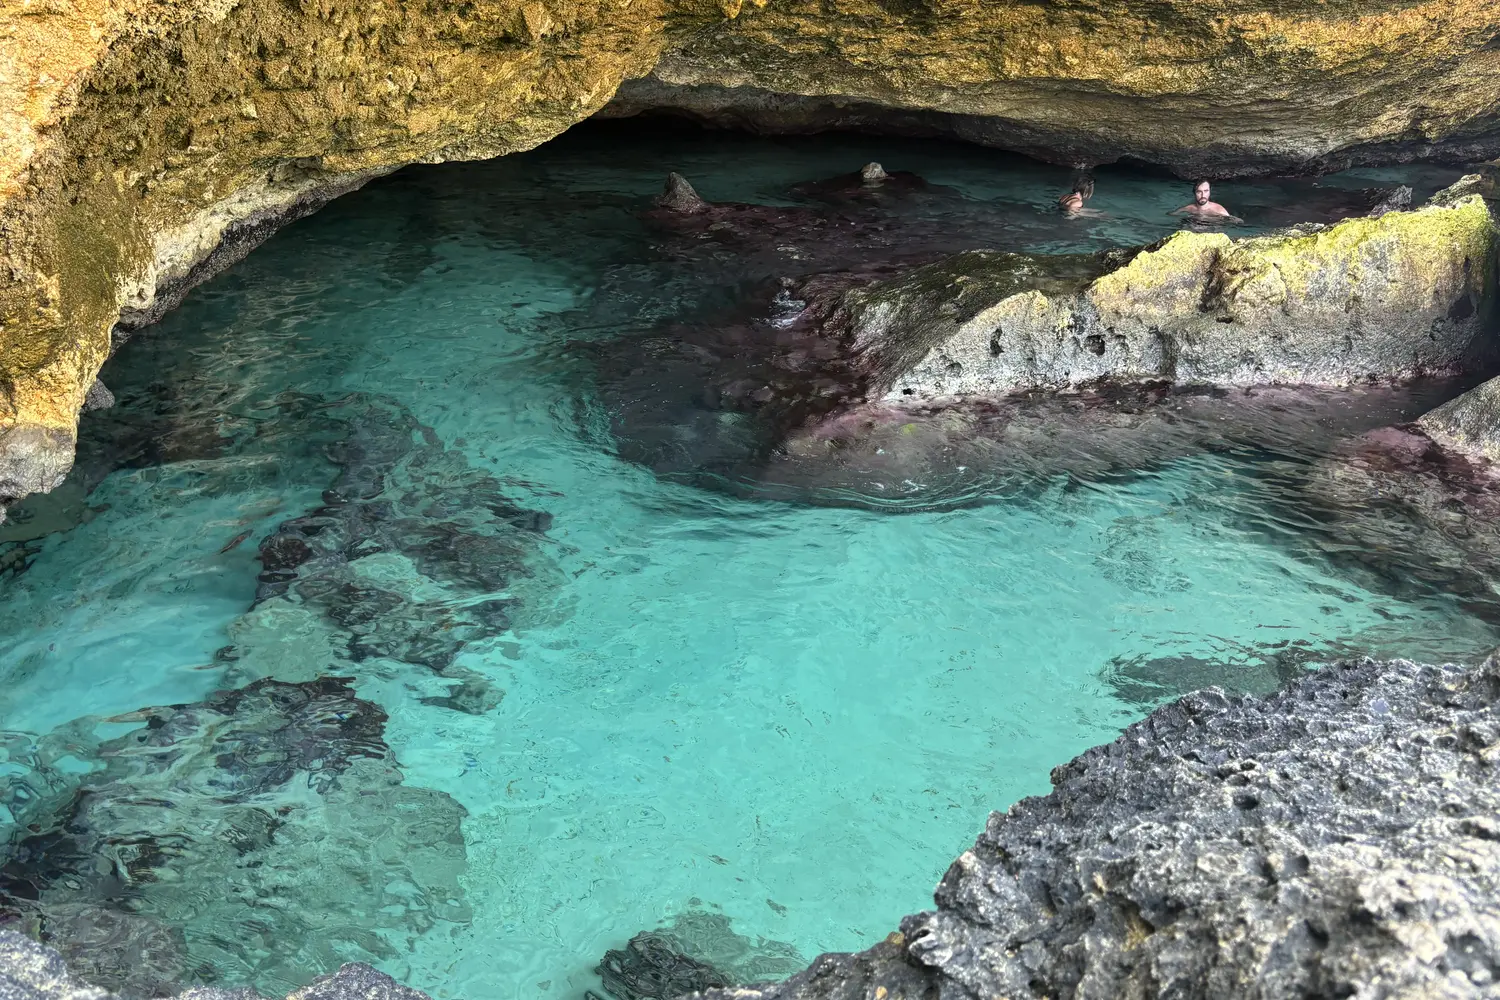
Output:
[
  {"xmin": 0, "ymin": 931, "xmax": 429, "ymax": 1000},
  {"xmin": 706, "ymin": 654, "xmax": 1500, "ymax": 1000},
  {"xmin": 825, "ymin": 185, "xmax": 1498, "ymax": 402},
  {"xmin": 3, "ymin": 0, "xmax": 1500, "ymax": 513}
]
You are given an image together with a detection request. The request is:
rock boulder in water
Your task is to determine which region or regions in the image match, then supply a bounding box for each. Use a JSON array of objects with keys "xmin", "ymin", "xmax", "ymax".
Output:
[
  {"xmin": 1417, "ymin": 375, "xmax": 1500, "ymax": 465},
  {"xmin": 704, "ymin": 655, "xmax": 1500, "ymax": 1000},
  {"xmin": 593, "ymin": 912, "xmax": 805, "ymax": 1000},
  {"xmin": 596, "ymin": 932, "xmax": 734, "ymax": 1000},
  {"xmin": 829, "ymin": 184, "xmax": 1497, "ymax": 401}
]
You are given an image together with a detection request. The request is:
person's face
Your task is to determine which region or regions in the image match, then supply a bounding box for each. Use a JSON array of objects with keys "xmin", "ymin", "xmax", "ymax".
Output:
[{"xmin": 1195, "ymin": 182, "xmax": 1211, "ymax": 205}]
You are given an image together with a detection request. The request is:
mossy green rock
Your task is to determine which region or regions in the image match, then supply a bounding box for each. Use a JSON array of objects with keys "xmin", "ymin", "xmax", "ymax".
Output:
[{"xmin": 843, "ymin": 189, "xmax": 1498, "ymax": 401}]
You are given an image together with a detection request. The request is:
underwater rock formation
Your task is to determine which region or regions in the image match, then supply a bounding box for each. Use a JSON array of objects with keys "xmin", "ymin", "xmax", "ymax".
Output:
[
  {"xmin": 640, "ymin": 170, "xmax": 1048, "ymax": 282},
  {"xmin": 0, "ymin": 677, "xmax": 470, "ymax": 996},
  {"xmin": 1291, "ymin": 423, "xmax": 1500, "ymax": 623},
  {"xmin": 826, "ymin": 183, "xmax": 1497, "ymax": 402},
  {"xmin": 588, "ymin": 243, "xmax": 1474, "ymax": 500},
  {"xmin": 5, "ymin": 0, "xmax": 1500, "ymax": 513},
  {"xmin": 244, "ymin": 393, "xmax": 565, "ymax": 712},
  {"xmin": 593, "ymin": 911, "xmax": 806, "ymax": 1000},
  {"xmin": 0, "ymin": 930, "xmax": 433, "ymax": 1000},
  {"xmin": 597, "ymin": 933, "xmax": 735, "ymax": 1000},
  {"xmin": 702, "ymin": 654, "xmax": 1500, "ymax": 1000}
]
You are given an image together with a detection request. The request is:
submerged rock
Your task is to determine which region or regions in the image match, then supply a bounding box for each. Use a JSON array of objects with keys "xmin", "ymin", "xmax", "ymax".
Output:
[
  {"xmin": 831, "ymin": 185, "xmax": 1497, "ymax": 401},
  {"xmin": 636, "ymin": 170, "xmax": 1054, "ymax": 286},
  {"xmin": 0, "ymin": 677, "xmax": 470, "ymax": 996},
  {"xmin": 13, "ymin": 656, "xmax": 1500, "ymax": 1000},
  {"xmin": 250, "ymin": 392, "xmax": 566, "ymax": 700},
  {"xmin": 1293, "ymin": 421, "xmax": 1500, "ymax": 622},
  {"xmin": 0, "ymin": 930, "xmax": 431, "ymax": 1000},
  {"xmin": 788, "ymin": 163, "xmax": 947, "ymax": 207},
  {"xmin": 594, "ymin": 911, "xmax": 805, "ymax": 1000},
  {"xmin": 706, "ymin": 654, "xmax": 1500, "ymax": 1000},
  {"xmin": 597, "ymin": 932, "xmax": 734, "ymax": 1000}
]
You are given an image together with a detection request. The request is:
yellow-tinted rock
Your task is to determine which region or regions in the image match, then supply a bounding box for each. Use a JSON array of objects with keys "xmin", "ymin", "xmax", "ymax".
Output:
[{"xmin": 613, "ymin": 0, "xmax": 1500, "ymax": 175}]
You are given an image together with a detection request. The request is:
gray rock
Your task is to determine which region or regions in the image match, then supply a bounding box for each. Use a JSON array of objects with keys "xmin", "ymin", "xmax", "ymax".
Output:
[
  {"xmin": 286, "ymin": 964, "xmax": 430, "ymax": 1000},
  {"xmin": 0, "ymin": 931, "xmax": 111, "ymax": 1000},
  {"xmin": 1417, "ymin": 375, "xmax": 1500, "ymax": 465},
  {"xmin": 0, "ymin": 932, "xmax": 429, "ymax": 1000},
  {"xmin": 706, "ymin": 655, "xmax": 1500, "ymax": 1000},
  {"xmin": 80, "ymin": 382, "xmax": 114, "ymax": 413},
  {"xmin": 656, "ymin": 172, "xmax": 710, "ymax": 214},
  {"xmin": 1367, "ymin": 185, "xmax": 1413, "ymax": 217}
]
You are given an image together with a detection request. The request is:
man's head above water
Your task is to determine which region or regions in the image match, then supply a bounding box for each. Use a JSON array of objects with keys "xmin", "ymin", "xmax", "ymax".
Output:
[{"xmin": 1172, "ymin": 179, "xmax": 1238, "ymax": 222}]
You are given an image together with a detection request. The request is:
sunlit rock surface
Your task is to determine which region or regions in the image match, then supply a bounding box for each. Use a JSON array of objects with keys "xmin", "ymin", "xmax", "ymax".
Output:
[{"xmin": 704, "ymin": 655, "xmax": 1500, "ymax": 1000}]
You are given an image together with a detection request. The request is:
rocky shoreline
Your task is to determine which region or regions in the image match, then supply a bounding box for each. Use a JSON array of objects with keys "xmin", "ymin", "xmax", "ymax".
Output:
[{"xmin": 7, "ymin": 653, "xmax": 1500, "ymax": 999}]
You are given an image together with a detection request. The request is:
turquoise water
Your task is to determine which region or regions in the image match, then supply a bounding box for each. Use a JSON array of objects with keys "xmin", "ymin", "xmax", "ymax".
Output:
[{"xmin": 0, "ymin": 124, "xmax": 1494, "ymax": 997}]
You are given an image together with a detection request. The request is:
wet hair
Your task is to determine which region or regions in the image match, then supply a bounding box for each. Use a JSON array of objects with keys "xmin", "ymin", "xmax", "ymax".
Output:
[
  {"xmin": 1071, "ymin": 176, "xmax": 1095, "ymax": 198},
  {"xmin": 1195, "ymin": 179, "xmax": 1212, "ymax": 189}
]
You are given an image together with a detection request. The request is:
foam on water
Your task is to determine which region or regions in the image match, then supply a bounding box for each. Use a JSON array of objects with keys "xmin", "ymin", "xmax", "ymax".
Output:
[{"xmin": 0, "ymin": 123, "xmax": 1493, "ymax": 997}]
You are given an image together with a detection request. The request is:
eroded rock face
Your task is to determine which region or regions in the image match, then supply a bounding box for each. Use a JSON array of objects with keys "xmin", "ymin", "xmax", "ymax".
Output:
[
  {"xmin": 607, "ymin": 4, "xmax": 1500, "ymax": 178},
  {"xmin": 706, "ymin": 655, "xmax": 1500, "ymax": 1000},
  {"xmin": 1418, "ymin": 374, "xmax": 1500, "ymax": 464}
]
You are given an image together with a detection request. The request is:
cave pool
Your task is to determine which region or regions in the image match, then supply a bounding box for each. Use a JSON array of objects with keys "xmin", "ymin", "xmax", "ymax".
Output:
[{"xmin": 1, "ymin": 123, "xmax": 1495, "ymax": 998}]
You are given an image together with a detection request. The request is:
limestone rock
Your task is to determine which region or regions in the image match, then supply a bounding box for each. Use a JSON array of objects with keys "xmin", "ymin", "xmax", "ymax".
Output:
[
  {"xmin": 608, "ymin": 3, "xmax": 1500, "ymax": 179},
  {"xmin": 0, "ymin": 932, "xmax": 431, "ymax": 1000},
  {"xmin": 833, "ymin": 191, "xmax": 1498, "ymax": 401},
  {"xmin": 1417, "ymin": 375, "xmax": 1500, "ymax": 465},
  {"xmin": 705, "ymin": 654, "xmax": 1500, "ymax": 1000}
]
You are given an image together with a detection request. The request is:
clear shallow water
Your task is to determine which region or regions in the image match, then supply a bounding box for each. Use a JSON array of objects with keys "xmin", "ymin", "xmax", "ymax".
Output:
[{"xmin": 0, "ymin": 124, "xmax": 1495, "ymax": 997}]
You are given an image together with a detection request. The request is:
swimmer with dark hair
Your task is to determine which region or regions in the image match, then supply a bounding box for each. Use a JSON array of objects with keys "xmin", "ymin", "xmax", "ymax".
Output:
[
  {"xmin": 1171, "ymin": 180, "xmax": 1243, "ymax": 223},
  {"xmin": 1059, "ymin": 175, "xmax": 1095, "ymax": 214}
]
